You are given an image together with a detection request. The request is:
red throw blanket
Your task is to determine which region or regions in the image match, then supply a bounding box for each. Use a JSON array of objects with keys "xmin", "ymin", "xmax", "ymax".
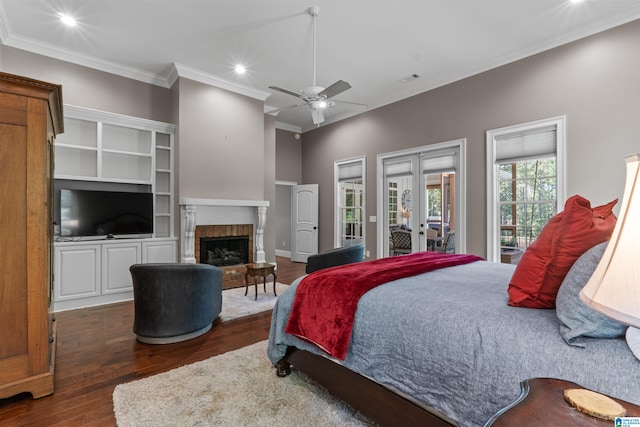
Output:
[{"xmin": 285, "ymin": 251, "xmax": 483, "ymax": 360}]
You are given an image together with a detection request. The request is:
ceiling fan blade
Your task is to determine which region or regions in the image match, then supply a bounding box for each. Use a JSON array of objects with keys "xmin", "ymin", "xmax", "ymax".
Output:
[
  {"xmin": 318, "ymin": 80, "xmax": 351, "ymax": 99},
  {"xmin": 269, "ymin": 86, "xmax": 304, "ymax": 99},
  {"xmin": 333, "ymin": 100, "xmax": 368, "ymax": 109},
  {"xmin": 267, "ymin": 104, "xmax": 304, "ymax": 115},
  {"xmin": 310, "ymin": 108, "xmax": 325, "ymax": 125}
]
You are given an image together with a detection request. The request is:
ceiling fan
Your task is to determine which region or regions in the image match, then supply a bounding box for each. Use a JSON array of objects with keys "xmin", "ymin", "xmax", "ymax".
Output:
[{"xmin": 269, "ymin": 6, "xmax": 356, "ymax": 125}]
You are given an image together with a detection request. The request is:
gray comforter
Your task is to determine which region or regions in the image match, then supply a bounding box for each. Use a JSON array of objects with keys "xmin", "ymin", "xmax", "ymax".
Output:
[{"xmin": 267, "ymin": 261, "xmax": 640, "ymax": 427}]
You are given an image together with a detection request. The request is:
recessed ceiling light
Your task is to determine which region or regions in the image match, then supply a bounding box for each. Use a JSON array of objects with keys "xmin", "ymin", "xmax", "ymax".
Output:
[
  {"xmin": 234, "ymin": 64, "xmax": 246, "ymax": 75},
  {"xmin": 58, "ymin": 13, "xmax": 77, "ymax": 27},
  {"xmin": 399, "ymin": 73, "xmax": 421, "ymax": 84}
]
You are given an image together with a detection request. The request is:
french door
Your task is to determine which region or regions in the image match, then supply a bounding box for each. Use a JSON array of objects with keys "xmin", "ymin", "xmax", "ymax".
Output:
[{"xmin": 377, "ymin": 140, "xmax": 466, "ymax": 258}]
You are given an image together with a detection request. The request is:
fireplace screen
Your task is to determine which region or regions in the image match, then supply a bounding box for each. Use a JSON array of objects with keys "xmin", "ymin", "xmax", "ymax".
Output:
[{"xmin": 200, "ymin": 236, "xmax": 249, "ymax": 267}]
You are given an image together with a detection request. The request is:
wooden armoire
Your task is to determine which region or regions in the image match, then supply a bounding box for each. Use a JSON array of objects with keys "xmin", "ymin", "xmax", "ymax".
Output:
[{"xmin": 0, "ymin": 72, "xmax": 63, "ymax": 399}]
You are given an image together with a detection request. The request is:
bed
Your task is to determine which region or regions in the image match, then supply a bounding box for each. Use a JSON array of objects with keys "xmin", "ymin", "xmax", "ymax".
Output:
[{"xmin": 267, "ymin": 249, "xmax": 640, "ymax": 426}]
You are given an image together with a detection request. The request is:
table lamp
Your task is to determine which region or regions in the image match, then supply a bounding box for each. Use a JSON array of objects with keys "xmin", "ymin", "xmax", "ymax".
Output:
[{"xmin": 580, "ymin": 153, "xmax": 640, "ymax": 360}]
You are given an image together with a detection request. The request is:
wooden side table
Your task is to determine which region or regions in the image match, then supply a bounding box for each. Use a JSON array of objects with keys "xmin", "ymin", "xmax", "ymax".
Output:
[
  {"xmin": 485, "ymin": 378, "xmax": 640, "ymax": 426},
  {"xmin": 244, "ymin": 263, "xmax": 277, "ymax": 301}
]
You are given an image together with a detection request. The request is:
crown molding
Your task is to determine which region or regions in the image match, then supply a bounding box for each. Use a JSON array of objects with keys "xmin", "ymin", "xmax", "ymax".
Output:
[
  {"xmin": 168, "ymin": 63, "xmax": 271, "ymax": 101},
  {"xmin": 0, "ymin": 21, "xmax": 273, "ymax": 102},
  {"xmin": 275, "ymin": 122, "xmax": 302, "ymax": 133},
  {"xmin": 64, "ymin": 104, "xmax": 175, "ymax": 133},
  {"xmin": 1, "ymin": 31, "xmax": 169, "ymax": 87}
]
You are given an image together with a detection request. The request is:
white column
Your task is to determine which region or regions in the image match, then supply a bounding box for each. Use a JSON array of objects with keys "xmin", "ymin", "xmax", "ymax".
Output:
[
  {"xmin": 181, "ymin": 204, "xmax": 197, "ymax": 263},
  {"xmin": 255, "ymin": 205, "xmax": 267, "ymax": 263}
]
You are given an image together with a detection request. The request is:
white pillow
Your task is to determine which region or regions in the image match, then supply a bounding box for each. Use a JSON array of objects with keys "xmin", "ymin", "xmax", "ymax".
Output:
[{"xmin": 627, "ymin": 327, "xmax": 640, "ymax": 361}]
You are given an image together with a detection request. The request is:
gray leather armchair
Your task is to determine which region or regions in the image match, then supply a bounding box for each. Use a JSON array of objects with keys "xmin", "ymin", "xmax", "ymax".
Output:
[
  {"xmin": 129, "ymin": 263, "xmax": 223, "ymax": 344},
  {"xmin": 305, "ymin": 243, "xmax": 365, "ymax": 274}
]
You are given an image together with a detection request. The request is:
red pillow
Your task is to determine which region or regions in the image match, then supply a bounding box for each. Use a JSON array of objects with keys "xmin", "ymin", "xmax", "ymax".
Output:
[{"xmin": 507, "ymin": 195, "xmax": 617, "ymax": 308}]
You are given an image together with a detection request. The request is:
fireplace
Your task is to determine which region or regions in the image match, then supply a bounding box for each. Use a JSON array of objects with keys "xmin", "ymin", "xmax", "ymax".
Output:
[
  {"xmin": 200, "ymin": 236, "xmax": 249, "ymax": 267},
  {"xmin": 194, "ymin": 223, "xmax": 254, "ymax": 288},
  {"xmin": 180, "ymin": 198, "xmax": 269, "ymax": 289}
]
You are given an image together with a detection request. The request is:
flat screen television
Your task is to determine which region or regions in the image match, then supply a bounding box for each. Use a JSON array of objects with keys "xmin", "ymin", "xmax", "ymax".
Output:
[{"xmin": 60, "ymin": 189, "xmax": 153, "ymax": 238}]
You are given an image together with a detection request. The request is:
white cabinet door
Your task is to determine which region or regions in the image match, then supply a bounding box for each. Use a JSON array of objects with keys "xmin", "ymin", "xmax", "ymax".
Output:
[
  {"xmin": 142, "ymin": 239, "xmax": 177, "ymax": 263},
  {"xmin": 54, "ymin": 245, "xmax": 101, "ymax": 301},
  {"xmin": 102, "ymin": 243, "xmax": 141, "ymax": 294}
]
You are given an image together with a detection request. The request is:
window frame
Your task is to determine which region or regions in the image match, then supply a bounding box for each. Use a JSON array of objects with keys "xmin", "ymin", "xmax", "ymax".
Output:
[
  {"xmin": 334, "ymin": 156, "xmax": 366, "ymax": 248},
  {"xmin": 486, "ymin": 116, "xmax": 566, "ymax": 262}
]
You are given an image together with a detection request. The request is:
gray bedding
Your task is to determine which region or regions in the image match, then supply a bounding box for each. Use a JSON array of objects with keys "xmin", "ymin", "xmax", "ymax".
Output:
[{"xmin": 267, "ymin": 260, "xmax": 640, "ymax": 427}]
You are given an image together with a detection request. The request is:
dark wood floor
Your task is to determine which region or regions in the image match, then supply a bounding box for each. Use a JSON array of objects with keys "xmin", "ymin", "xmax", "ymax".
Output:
[{"xmin": 0, "ymin": 257, "xmax": 307, "ymax": 427}]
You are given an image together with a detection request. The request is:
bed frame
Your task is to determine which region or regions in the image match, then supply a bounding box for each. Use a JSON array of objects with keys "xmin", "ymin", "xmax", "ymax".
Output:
[{"xmin": 275, "ymin": 347, "xmax": 456, "ymax": 426}]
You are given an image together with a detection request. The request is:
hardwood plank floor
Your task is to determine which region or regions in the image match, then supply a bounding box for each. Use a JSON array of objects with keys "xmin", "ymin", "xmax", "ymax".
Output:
[{"xmin": 0, "ymin": 257, "xmax": 307, "ymax": 427}]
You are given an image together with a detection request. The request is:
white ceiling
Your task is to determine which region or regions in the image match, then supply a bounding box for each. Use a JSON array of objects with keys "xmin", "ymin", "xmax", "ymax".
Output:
[{"xmin": 1, "ymin": 0, "xmax": 639, "ymax": 132}]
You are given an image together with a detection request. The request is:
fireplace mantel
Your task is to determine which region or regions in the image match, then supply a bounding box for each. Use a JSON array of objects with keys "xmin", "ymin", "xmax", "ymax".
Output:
[
  {"xmin": 180, "ymin": 198, "xmax": 269, "ymax": 208},
  {"xmin": 179, "ymin": 198, "xmax": 269, "ymax": 264}
]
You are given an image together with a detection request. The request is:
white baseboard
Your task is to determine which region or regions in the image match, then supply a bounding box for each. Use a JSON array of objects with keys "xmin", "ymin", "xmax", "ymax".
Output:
[{"xmin": 275, "ymin": 249, "xmax": 291, "ymax": 258}]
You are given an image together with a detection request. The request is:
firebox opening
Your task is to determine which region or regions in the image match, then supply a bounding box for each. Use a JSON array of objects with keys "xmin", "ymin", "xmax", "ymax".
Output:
[{"xmin": 200, "ymin": 236, "xmax": 249, "ymax": 267}]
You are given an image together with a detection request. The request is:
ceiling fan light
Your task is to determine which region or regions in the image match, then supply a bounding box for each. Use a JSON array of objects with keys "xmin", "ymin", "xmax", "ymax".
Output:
[
  {"xmin": 310, "ymin": 108, "xmax": 324, "ymax": 125},
  {"xmin": 318, "ymin": 100, "xmax": 327, "ymax": 109}
]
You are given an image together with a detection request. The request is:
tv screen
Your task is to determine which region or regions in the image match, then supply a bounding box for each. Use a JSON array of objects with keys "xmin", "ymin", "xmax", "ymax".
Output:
[{"xmin": 60, "ymin": 189, "xmax": 153, "ymax": 238}]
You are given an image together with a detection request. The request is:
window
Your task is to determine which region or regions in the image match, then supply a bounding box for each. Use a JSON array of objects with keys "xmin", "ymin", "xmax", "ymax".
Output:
[
  {"xmin": 335, "ymin": 157, "xmax": 365, "ymax": 247},
  {"xmin": 486, "ymin": 117, "xmax": 565, "ymax": 263},
  {"xmin": 388, "ymin": 182, "xmax": 398, "ymax": 225}
]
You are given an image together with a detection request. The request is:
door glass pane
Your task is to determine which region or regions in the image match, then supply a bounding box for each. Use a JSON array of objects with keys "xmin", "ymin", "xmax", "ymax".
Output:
[
  {"xmin": 338, "ymin": 179, "xmax": 363, "ymax": 246},
  {"xmin": 386, "ymin": 175, "xmax": 412, "ymax": 255},
  {"xmin": 423, "ymin": 173, "xmax": 455, "ymax": 252}
]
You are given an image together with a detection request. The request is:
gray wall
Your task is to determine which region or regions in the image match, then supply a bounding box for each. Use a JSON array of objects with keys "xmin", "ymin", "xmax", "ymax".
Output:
[
  {"xmin": 275, "ymin": 184, "xmax": 293, "ymax": 252},
  {"xmin": 276, "ymin": 129, "xmax": 303, "ymax": 183},
  {"xmin": 0, "ymin": 46, "xmax": 171, "ymax": 123},
  {"xmin": 263, "ymin": 115, "xmax": 277, "ymax": 264},
  {"xmin": 301, "ymin": 19, "xmax": 640, "ymax": 258},
  {"xmin": 175, "ymin": 77, "xmax": 266, "ymax": 200},
  {"xmin": 274, "ymin": 129, "xmax": 302, "ymax": 255}
]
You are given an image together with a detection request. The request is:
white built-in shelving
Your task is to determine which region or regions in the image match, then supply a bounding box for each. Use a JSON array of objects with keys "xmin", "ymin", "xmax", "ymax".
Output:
[
  {"xmin": 54, "ymin": 105, "xmax": 175, "ymax": 238},
  {"xmin": 53, "ymin": 106, "xmax": 177, "ymax": 311}
]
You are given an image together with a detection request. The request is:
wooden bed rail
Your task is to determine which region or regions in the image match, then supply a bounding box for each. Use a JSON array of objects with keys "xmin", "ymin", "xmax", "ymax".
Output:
[{"xmin": 276, "ymin": 347, "xmax": 456, "ymax": 426}]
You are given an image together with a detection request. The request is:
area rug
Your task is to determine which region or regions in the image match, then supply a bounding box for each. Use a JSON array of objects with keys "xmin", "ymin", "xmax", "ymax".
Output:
[
  {"xmin": 219, "ymin": 282, "xmax": 289, "ymax": 321},
  {"xmin": 112, "ymin": 340, "xmax": 370, "ymax": 426}
]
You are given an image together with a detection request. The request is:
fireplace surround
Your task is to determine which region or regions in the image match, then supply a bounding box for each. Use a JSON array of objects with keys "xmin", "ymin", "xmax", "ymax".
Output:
[{"xmin": 179, "ymin": 198, "xmax": 269, "ymax": 288}]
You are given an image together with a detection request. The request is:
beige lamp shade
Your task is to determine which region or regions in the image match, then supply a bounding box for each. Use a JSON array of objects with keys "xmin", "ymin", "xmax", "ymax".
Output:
[
  {"xmin": 580, "ymin": 153, "xmax": 640, "ymax": 328},
  {"xmin": 402, "ymin": 211, "xmax": 411, "ymax": 219}
]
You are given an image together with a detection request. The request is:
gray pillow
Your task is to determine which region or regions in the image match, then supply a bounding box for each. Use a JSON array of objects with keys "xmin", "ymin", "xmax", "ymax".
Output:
[{"xmin": 555, "ymin": 242, "xmax": 627, "ymax": 347}]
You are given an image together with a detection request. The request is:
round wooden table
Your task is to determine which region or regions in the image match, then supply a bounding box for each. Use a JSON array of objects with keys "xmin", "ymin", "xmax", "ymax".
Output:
[{"xmin": 244, "ymin": 263, "xmax": 277, "ymax": 300}]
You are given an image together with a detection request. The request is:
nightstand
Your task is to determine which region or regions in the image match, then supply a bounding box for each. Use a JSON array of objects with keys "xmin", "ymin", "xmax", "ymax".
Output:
[{"xmin": 485, "ymin": 378, "xmax": 640, "ymax": 426}]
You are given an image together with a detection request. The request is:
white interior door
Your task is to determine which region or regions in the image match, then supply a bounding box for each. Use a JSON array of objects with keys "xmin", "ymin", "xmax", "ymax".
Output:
[{"xmin": 291, "ymin": 184, "xmax": 318, "ymax": 262}]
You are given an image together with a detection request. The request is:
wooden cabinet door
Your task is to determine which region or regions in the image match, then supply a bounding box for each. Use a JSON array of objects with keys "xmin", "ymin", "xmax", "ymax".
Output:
[{"xmin": 0, "ymin": 102, "xmax": 30, "ymax": 383}]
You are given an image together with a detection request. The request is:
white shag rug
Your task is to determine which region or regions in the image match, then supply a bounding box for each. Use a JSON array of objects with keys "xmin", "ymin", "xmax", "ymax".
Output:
[
  {"xmin": 219, "ymin": 282, "xmax": 289, "ymax": 321},
  {"xmin": 112, "ymin": 340, "xmax": 371, "ymax": 426}
]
